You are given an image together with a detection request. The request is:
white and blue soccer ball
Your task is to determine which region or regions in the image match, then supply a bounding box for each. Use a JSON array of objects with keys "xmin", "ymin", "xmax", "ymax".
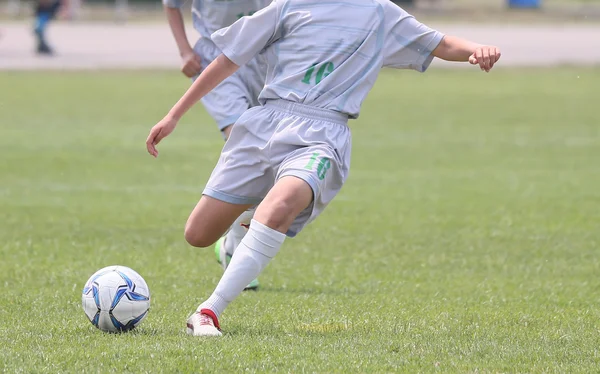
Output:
[{"xmin": 82, "ymin": 265, "xmax": 150, "ymax": 333}]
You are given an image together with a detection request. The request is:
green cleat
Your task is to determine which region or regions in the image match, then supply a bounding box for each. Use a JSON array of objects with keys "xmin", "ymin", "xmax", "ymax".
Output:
[{"xmin": 214, "ymin": 237, "xmax": 259, "ymax": 291}]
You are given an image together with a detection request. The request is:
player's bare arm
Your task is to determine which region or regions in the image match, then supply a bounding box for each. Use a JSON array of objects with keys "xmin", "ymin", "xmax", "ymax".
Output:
[
  {"xmin": 432, "ymin": 35, "xmax": 501, "ymax": 72},
  {"xmin": 169, "ymin": 54, "xmax": 239, "ymax": 120},
  {"xmin": 164, "ymin": 5, "xmax": 203, "ymax": 78},
  {"xmin": 146, "ymin": 54, "xmax": 239, "ymax": 157}
]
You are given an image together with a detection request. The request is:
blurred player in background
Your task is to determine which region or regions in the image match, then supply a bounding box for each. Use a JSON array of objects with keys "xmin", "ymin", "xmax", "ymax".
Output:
[
  {"xmin": 34, "ymin": 0, "xmax": 69, "ymax": 55},
  {"xmin": 163, "ymin": 0, "xmax": 272, "ymax": 290}
]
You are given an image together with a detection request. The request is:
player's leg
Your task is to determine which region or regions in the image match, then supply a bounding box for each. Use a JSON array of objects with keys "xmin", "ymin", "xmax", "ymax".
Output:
[
  {"xmin": 183, "ymin": 195, "xmax": 253, "ymax": 248},
  {"xmin": 211, "ymin": 117, "xmax": 259, "ymax": 291},
  {"xmin": 34, "ymin": 0, "xmax": 60, "ymax": 54},
  {"xmin": 187, "ymin": 176, "xmax": 312, "ymax": 336},
  {"xmin": 212, "ymin": 119, "xmax": 252, "ymax": 273},
  {"xmin": 189, "ymin": 123, "xmax": 351, "ymax": 336},
  {"xmin": 213, "ymin": 208, "xmax": 258, "ymax": 289},
  {"xmin": 196, "ymin": 48, "xmax": 263, "ymax": 288},
  {"xmin": 253, "ymin": 177, "xmax": 313, "ymax": 233},
  {"xmin": 185, "ymin": 109, "xmax": 275, "ymax": 336},
  {"xmin": 214, "ymin": 57, "xmax": 266, "ymax": 270},
  {"xmin": 183, "ymin": 197, "xmax": 253, "ymax": 337},
  {"xmin": 184, "ymin": 113, "xmax": 269, "ymax": 248}
]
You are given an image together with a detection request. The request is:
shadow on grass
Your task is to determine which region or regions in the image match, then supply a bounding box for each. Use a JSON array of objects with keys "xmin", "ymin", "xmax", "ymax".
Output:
[
  {"xmin": 78, "ymin": 325, "xmax": 174, "ymax": 337},
  {"xmin": 257, "ymin": 286, "xmax": 367, "ymax": 296}
]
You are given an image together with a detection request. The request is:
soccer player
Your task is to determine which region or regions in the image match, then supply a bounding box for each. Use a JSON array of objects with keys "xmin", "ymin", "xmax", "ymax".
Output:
[
  {"xmin": 163, "ymin": 0, "xmax": 272, "ymax": 290},
  {"xmin": 146, "ymin": 0, "xmax": 501, "ymax": 336}
]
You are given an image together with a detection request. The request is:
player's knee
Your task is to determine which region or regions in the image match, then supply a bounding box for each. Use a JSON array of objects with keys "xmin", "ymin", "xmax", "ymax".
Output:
[
  {"xmin": 256, "ymin": 198, "xmax": 297, "ymax": 232},
  {"xmin": 184, "ymin": 225, "xmax": 215, "ymax": 248}
]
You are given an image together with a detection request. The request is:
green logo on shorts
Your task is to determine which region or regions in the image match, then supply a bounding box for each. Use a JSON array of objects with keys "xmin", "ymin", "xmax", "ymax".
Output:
[{"xmin": 305, "ymin": 152, "xmax": 331, "ymax": 180}]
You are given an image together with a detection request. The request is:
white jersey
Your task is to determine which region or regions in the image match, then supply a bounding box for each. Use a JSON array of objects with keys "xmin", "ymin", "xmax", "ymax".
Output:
[
  {"xmin": 211, "ymin": 0, "xmax": 445, "ymax": 119},
  {"xmin": 163, "ymin": 0, "xmax": 271, "ymax": 38}
]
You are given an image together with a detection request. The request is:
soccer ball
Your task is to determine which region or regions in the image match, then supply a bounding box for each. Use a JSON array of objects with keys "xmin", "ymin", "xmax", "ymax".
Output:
[{"xmin": 82, "ymin": 265, "xmax": 150, "ymax": 333}]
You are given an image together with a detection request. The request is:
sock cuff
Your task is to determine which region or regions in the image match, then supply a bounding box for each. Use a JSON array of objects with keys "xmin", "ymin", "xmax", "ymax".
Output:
[
  {"xmin": 244, "ymin": 219, "xmax": 286, "ymax": 258},
  {"xmin": 198, "ymin": 293, "xmax": 229, "ymax": 318},
  {"xmin": 250, "ymin": 219, "xmax": 286, "ymax": 241}
]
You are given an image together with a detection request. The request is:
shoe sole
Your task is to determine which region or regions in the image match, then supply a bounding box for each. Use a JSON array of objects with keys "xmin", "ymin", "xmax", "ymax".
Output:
[{"xmin": 186, "ymin": 323, "xmax": 222, "ymax": 337}]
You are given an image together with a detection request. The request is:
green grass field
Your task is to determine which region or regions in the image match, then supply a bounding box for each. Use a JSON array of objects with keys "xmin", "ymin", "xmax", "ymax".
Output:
[{"xmin": 1, "ymin": 68, "xmax": 599, "ymax": 373}]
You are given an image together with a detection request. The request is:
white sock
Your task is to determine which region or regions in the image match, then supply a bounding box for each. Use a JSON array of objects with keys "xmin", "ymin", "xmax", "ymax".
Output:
[
  {"xmin": 223, "ymin": 209, "xmax": 255, "ymax": 255},
  {"xmin": 199, "ymin": 219, "xmax": 286, "ymax": 317}
]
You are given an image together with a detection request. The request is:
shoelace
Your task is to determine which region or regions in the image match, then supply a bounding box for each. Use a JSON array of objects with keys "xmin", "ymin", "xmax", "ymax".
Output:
[{"xmin": 198, "ymin": 314, "xmax": 214, "ymax": 326}]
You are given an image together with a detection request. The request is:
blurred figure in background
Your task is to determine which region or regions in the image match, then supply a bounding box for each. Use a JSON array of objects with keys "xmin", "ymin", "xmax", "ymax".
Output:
[{"xmin": 34, "ymin": 0, "xmax": 69, "ymax": 55}]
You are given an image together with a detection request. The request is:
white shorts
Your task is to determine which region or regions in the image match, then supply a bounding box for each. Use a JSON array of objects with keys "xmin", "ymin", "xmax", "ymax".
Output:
[
  {"xmin": 203, "ymin": 100, "xmax": 352, "ymax": 237},
  {"xmin": 193, "ymin": 37, "xmax": 266, "ymax": 132}
]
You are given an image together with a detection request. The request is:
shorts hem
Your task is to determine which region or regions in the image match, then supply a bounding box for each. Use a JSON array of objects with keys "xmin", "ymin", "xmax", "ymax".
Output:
[
  {"xmin": 278, "ymin": 171, "xmax": 320, "ymax": 200},
  {"xmin": 203, "ymin": 187, "xmax": 263, "ymax": 205}
]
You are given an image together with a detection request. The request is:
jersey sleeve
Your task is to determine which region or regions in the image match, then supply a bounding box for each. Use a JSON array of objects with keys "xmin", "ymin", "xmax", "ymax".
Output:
[
  {"xmin": 211, "ymin": 0, "xmax": 282, "ymax": 67},
  {"xmin": 382, "ymin": 3, "xmax": 444, "ymax": 72},
  {"xmin": 163, "ymin": 0, "xmax": 183, "ymax": 9}
]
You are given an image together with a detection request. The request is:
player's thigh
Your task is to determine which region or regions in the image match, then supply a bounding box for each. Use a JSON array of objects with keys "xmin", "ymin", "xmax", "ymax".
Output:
[
  {"xmin": 254, "ymin": 176, "xmax": 314, "ymax": 234},
  {"xmin": 277, "ymin": 142, "xmax": 350, "ymax": 237},
  {"xmin": 193, "ymin": 109, "xmax": 276, "ymax": 245},
  {"xmin": 184, "ymin": 196, "xmax": 253, "ymax": 248},
  {"xmin": 189, "ymin": 152, "xmax": 271, "ymax": 247}
]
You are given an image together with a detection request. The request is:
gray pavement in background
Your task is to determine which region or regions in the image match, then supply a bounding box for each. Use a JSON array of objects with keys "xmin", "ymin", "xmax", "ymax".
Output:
[{"xmin": 0, "ymin": 22, "xmax": 599, "ymax": 70}]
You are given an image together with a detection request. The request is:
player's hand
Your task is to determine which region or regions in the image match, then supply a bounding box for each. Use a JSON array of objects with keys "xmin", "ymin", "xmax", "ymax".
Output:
[
  {"xmin": 469, "ymin": 46, "xmax": 501, "ymax": 72},
  {"xmin": 146, "ymin": 116, "xmax": 178, "ymax": 158},
  {"xmin": 181, "ymin": 51, "xmax": 202, "ymax": 78}
]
